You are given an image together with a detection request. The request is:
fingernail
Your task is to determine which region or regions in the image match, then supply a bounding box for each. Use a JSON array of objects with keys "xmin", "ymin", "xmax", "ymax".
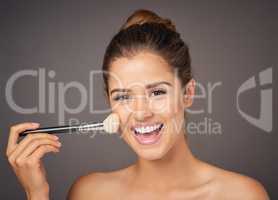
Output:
[
  {"xmin": 31, "ymin": 122, "xmax": 40, "ymax": 127},
  {"xmin": 53, "ymin": 135, "xmax": 59, "ymax": 140}
]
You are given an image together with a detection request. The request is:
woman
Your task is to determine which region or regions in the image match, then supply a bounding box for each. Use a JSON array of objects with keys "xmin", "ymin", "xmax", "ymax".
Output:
[{"xmin": 6, "ymin": 9, "xmax": 269, "ymax": 200}]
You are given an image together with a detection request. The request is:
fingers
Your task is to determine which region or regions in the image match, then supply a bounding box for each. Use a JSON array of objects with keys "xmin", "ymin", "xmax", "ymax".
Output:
[
  {"xmin": 8, "ymin": 133, "xmax": 59, "ymax": 158},
  {"xmin": 13, "ymin": 145, "xmax": 59, "ymax": 169},
  {"xmin": 15, "ymin": 145, "xmax": 60, "ymax": 168},
  {"xmin": 31, "ymin": 145, "xmax": 60, "ymax": 161},
  {"xmin": 10, "ymin": 137, "xmax": 61, "ymax": 164},
  {"xmin": 7, "ymin": 122, "xmax": 40, "ymax": 156}
]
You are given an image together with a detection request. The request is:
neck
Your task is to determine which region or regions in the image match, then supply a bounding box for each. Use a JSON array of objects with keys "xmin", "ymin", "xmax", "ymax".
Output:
[{"xmin": 132, "ymin": 133, "xmax": 201, "ymax": 189}]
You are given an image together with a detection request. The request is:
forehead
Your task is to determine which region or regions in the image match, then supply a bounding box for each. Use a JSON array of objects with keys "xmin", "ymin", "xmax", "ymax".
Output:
[{"xmin": 108, "ymin": 52, "xmax": 175, "ymax": 89}]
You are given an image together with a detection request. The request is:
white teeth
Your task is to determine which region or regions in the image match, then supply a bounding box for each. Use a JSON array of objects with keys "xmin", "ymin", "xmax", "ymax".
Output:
[{"xmin": 134, "ymin": 124, "xmax": 162, "ymax": 134}]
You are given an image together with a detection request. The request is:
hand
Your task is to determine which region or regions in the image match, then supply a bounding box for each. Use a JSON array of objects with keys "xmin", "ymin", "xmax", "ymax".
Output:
[{"xmin": 6, "ymin": 122, "xmax": 62, "ymax": 199}]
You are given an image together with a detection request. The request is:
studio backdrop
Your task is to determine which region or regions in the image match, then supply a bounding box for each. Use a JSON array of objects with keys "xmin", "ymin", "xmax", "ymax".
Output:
[{"xmin": 0, "ymin": 0, "xmax": 277, "ymax": 199}]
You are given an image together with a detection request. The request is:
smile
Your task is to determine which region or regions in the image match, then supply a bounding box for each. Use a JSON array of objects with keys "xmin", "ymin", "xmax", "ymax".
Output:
[
  {"xmin": 132, "ymin": 123, "xmax": 164, "ymax": 145},
  {"xmin": 134, "ymin": 123, "xmax": 163, "ymax": 135}
]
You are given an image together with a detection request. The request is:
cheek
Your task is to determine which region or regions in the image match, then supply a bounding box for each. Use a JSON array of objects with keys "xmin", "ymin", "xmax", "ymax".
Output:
[
  {"xmin": 159, "ymin": 95, "xmax": 185, "ymax": 135},
  {"xmin": 149, "ymin": 98, "xmax": 169, "ymax": 114},
  {"xmin": 149, "ymin": 95, "xmax": 182, "ymax": 117}
]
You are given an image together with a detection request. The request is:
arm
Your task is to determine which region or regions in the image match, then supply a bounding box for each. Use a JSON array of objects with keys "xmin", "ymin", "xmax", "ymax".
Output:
[{"xmin": 6, "ymin": 122, "xmax": 61, "ymax": 200}]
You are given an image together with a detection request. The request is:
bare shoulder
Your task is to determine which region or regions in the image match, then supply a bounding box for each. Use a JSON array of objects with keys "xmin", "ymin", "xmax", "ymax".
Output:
[
  {"xmin": 67, "ymin": 168, "xmax": 130, "ymax": 200},
  {"xmin": 209, "ymin": 164, "xmax": 269, "ymax": 200},
  {"xmin": 67, "ymin": 172, "xmax": 109, "ymax": 200}
]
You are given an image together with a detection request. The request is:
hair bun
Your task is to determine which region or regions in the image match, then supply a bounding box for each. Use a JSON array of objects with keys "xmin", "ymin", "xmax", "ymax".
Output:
[{"xmin": 120, "ymin": 9, "xmax": 176, "ymax": 32}]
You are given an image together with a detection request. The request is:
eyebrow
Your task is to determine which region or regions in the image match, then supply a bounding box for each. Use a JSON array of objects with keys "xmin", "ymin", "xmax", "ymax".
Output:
[{"xmin": 110, "ymin": 81, "xmax": 172, "ymax": 95}]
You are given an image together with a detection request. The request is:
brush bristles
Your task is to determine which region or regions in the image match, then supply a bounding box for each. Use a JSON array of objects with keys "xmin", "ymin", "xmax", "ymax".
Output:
[{"xmin": 103, "ymin": 113, "xmax": 120, "ymax": 133}]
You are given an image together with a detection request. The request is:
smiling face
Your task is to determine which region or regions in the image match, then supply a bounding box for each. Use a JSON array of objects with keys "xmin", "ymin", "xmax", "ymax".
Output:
[{"xmin": 107, "ymin": 51, "xmax": 195, "ymax": 160}]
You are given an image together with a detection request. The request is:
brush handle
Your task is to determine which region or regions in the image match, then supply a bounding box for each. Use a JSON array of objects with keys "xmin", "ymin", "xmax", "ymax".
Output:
[{"xmin": 19, "ymin": 123, "xmax": 104, "ymax": 137}]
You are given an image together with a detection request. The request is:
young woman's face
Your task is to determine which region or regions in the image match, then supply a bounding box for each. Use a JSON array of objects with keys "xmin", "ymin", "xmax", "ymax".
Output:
[{"xmin": 108, "ymin": 51, "xmax": 194, "ymax": 160}]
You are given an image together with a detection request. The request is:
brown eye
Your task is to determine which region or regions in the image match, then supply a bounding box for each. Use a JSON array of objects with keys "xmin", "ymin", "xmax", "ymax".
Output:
[
  {"xmin": 150, "ymin": 89, "xmax": 167, "ymax": 97},
  {"xmin": 113, "ymin": 94, "xmax": 130, "ymax": 101}
]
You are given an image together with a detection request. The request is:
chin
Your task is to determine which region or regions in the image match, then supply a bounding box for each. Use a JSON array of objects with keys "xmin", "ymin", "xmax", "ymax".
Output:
[
  {"xmin": 131, "ymin": 136, "xmax": 176, "ymax": 161},
  {"xmin": 135, "ymin": 148, "xmax": 167, "ymax": 161}
]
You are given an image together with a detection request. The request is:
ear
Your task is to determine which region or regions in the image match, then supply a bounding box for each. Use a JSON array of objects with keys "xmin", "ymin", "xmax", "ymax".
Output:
[{"xmin": 182, "ymin": 79, "xmax": 195, "ymax": 108}]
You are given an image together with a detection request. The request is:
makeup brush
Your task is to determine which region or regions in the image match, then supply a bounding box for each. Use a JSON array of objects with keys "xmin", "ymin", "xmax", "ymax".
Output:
[{"xmin": 19, "ymin": 113, "xmax": 120, "ymax": 137}]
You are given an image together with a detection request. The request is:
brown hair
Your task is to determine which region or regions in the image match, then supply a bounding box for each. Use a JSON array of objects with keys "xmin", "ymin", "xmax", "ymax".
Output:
[
  {"xmin": 102, "ymin": 9, "xmax": 192, "ymax": 97},
  {"xmin": 120, "ymin": 9, "xmax": 176, "ymax": 32}
]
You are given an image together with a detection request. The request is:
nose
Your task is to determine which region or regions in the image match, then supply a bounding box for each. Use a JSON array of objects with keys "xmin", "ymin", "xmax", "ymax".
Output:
[{"xmin": 132, "ymin": 94, "xmax": 153, "ymax": 121}]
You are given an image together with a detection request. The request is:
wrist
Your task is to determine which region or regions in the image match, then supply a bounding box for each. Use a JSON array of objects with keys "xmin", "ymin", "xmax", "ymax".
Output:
[
  {"xmin": 26, "ymin": 189, "xmax": 49, "ymax": 200},
  {"xmin": 26, "ymin": 194, "xmax": 49, "ymax": 200}
]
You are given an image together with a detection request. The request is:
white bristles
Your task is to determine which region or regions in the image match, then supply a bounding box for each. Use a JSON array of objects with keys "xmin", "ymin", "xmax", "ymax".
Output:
[{"xmin": 103, "ymin": 113, "xmax": 120, "ymax": 134}]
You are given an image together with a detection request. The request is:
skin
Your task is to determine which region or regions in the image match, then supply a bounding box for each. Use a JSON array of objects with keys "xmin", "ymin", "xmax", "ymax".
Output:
[
  {"xmin": 67, "ymin": 52, "xmax": 269, "ymax": 199},
  {"xmin": 6, "ymin": 51, "xmax": 269, "ymax": 200},
  {"xmin": 6, "ymin": 123, "xmax": 61, "ymax": 200}
]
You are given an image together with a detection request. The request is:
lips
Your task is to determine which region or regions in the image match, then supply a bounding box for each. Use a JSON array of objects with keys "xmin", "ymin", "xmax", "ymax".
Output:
[
  {"xmin": 131, "ymin": 123, "xmax": 164, "ymax": 145},
  {"xmin": 131, "ymin": 123, "xmax": 163, "ymax": 132}
]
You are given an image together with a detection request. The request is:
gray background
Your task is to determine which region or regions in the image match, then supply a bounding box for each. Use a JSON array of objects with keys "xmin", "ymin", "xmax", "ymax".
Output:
[{"xmin": 0, "ymin": 0, "xmax": 277, "ymax": 199}]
